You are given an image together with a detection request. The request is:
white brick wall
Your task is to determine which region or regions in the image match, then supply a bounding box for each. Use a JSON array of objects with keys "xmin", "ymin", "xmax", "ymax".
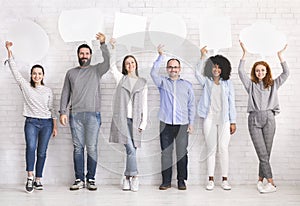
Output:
[{"xmin": 0, "ymin": 0, "xmax": 299, "ymax": 186}]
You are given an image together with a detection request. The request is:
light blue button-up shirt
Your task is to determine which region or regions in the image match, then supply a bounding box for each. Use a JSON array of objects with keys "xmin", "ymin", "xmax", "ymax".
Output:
[{"xmin": 151, "ymin": 55, "xmax": 195, "ymax": 125}]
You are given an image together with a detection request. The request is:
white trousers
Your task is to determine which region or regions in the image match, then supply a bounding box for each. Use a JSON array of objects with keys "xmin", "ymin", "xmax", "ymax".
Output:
[{"xmin": 203, "ymin": 119, "xmax": 231, "ymax": 177}]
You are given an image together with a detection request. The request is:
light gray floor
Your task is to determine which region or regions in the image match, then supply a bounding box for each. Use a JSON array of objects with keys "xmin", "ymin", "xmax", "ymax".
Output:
[{"xmin": 1, "ymin": 184, "xmax": 300, "ymax": 206}]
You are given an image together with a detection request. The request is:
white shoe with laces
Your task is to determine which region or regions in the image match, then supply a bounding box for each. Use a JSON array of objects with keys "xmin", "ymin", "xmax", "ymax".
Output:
[
  {"xmin": 257, "ymin": 181, "xmax": 264, "ymax": 192},
  {"xmin": 131, "ymin": 177, "xmax": 139, "ymax": 192},
  {"xmin": 221, "ymin": 180, "xmax": 232, "ymax": 190},
  {"xmin": 206, "ymin": 180, "xmax": 214, "ymax": 190},
  {"xmin": 122, "ymin": 177, "xmax": 131, "ymax": 191},
  {"xmin": 260, "ymin": 183, "xmax": 277, "ymax": 193}
]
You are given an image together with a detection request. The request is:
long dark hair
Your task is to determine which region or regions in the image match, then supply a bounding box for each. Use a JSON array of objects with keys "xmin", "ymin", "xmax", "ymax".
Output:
[
  {"xmin": 30, "ymin": 64, "xmax": 45, "ymax": 88},
  {"xmin": 122, "ymin": 55, "xmax": 139, "ymax": 76},
  {"xmin": 203, "ymin": 55, "xmax": 232, "ymax": 80},
  {"xmin": 251, "ymin": 61, "xmax": 273, "ymax": 88}
]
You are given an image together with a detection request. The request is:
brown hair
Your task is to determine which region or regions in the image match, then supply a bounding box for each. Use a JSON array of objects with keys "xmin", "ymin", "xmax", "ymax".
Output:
[{"xmin": 251, "ymin": 61, "xmax": 273, "ymax": 88}]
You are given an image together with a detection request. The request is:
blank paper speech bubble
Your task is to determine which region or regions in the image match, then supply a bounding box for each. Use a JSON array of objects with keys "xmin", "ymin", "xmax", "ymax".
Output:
[
  {"xmin": 239, "ymin": 22, "xmax": 287, "ymax": 56},
  {"xmin": 199, "ymin": 16, "xmax": 232, "ymax": 54},
  {"xmin": 113, "ymin": 12, "xmax": 147, "ymax": 49},
  {"xmin": 58, "ymin": 8, "xmax": 105, "ymax": 44},
  {"xmin": 7, "ymin": 20, "xmax": 49, "ymax": 63},
  {"xmin": 148, "ymin": 12, "xmax": 187, "ymax": 51}
]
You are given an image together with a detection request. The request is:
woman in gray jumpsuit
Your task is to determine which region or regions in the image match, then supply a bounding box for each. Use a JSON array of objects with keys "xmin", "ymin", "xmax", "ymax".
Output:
[{"xmin": 238, "ymin": 41, "xmax": 289, "ymax": 193}]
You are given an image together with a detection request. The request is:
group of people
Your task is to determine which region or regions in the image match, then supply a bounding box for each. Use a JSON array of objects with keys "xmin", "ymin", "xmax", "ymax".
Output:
[{"xmin": 4, "ymin": 32, "xmax": 289, "ymax": 194}]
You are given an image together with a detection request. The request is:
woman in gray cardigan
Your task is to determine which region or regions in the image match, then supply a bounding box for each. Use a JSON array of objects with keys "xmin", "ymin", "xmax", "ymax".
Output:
[
  {"xmin": 239, "ymin": 41, "xmax": 288, "ymax": 194},
  {"xmin": 109, "ymin": 39, "xmax": 148, "ymax": 192}
]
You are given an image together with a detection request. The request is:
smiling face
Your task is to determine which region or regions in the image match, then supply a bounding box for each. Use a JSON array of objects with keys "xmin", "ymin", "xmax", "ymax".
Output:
[
  {"xmin": 166, "ymin": 59, "xmax": 181, "ymax": 80},
  {"xmin": 124, "ymin": 57, "xmax": 137, "ymax": 74},
  {"xmin": 31, "ymin": 67, "xmax": 44, "ymax": 86},
  {"xmin": 254, "ymin": 64, "xmax": 267, "ymax": 81},
  {"xmin": 212, "ymin": 64, "xmax": 222, "ymax": 78},
  {"xmin": 78, "ymin": 47, "xmax": 91, "ymax": 67}
]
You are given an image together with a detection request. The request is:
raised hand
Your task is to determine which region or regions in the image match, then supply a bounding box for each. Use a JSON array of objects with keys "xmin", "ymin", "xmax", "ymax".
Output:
[
  {"xmin": 109, "ymin": 38, "xmax": 116, "ymax": 49},
  {"xmin": 200, "ymin": 46, "xmax": 208, "ymax": 59},
  {"xmin": 277, "ymin": 44, "xmax": 287, "ymax": 63},
  {"xmin": 96, "ymin": 32, "xmax": 106, "ymax": 44},
  {"xmin": 157, "ymin": 44, "xmax": 164, "ymax": 56},
  {"xmin": 239, "ymin": 41, "xmax": 247, "ymax": 60}
]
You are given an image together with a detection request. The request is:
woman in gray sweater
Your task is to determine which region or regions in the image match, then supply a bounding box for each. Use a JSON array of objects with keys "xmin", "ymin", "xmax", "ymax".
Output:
[
  {"xmin": 238, "ymin": 41, "xmax": 288, "ymax": 194},
  {"xmin": 5, "ymin": 41, "xmax": 57, "ymax": 193}
]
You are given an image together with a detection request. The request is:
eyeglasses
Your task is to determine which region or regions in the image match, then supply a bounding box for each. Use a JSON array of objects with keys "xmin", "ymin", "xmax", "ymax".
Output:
[{"xmin": 167, "ymin": 66, "xmax": 180, "ymax": 69}]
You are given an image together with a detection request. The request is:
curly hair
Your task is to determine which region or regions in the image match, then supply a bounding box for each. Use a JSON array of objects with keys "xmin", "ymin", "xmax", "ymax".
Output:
[
  {"xmin": 250, "ymin": 61, "xmax": 273, "ymax": 88},
  {"xmin": 203, "ymin": 55, "xmax": 232, "ymax": 80},
  {"xmin": 122, "ymin": 55, "xmax": 139, "ymax": 76}
]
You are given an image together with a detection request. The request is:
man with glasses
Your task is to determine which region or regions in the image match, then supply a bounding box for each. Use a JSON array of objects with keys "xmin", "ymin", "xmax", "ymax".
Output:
[{"xmin": 150, "ymin": 45, "xmax": 195, "ymax": 190}]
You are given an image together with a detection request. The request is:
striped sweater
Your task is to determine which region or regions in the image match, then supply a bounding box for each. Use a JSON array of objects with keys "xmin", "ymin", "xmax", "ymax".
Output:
[{"xmin": 7, "ymin": 59, "xmax": 56, "ymax": 119}]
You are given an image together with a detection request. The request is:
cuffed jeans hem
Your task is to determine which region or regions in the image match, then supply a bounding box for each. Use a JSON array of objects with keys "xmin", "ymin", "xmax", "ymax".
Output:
[{"xmin": 124, "ymin": 171, "xmax": 138, "ymax": 176}]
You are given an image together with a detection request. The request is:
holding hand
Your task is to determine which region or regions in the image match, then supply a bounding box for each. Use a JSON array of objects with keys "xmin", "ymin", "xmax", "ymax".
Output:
[
  {"xmin": 239, "ymin": 41, "xmax": 247, "ymax": 60},
  {"xmin": 200, "ymin": 46, "xmax": 208, "ymax": 59},
  {"xmin": 96, "ymin": 32, "xmax": 106, "ymax": 44},
  {"xmin": 157, "ymin": 44, "xmax": 164, "ymax": 56},
  {"xmin": 277, "ymin": 44, "xmax": 287, "ymax": 63}
]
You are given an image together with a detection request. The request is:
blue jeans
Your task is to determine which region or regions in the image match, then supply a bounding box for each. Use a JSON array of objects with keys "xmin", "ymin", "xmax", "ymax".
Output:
[
  {"xmin": 69, "ymin": 112, "xmax": 101, "ymax": 181},
  {"xmin": 24, "ymin": 117, "xmax": 53, "ymax": 178},
  {"xmin": 124, "ymin": 118, "xmax": 138, "ymax": 176},
  {"xmin": 159, "ymin": 122, "xmax": 189, "ymax": 184}
]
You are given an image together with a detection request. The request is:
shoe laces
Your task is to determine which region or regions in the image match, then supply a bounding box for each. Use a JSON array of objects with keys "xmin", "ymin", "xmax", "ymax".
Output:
[{"xmin": 27, "ymin": 178, "xmax": 33, "ymax": 187}]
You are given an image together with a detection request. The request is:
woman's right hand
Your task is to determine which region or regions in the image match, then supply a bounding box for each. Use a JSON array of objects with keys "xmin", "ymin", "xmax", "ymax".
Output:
[{"xmin": 109, "ymin": 38, "xmax": 116, "ymax": 49}]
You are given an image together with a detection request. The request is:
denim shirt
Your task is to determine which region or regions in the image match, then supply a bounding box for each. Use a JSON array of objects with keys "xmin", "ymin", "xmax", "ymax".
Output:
[
  {"xmin": 195, "ymin": 60, "xmax": 236, "ymax": 123},
  {"xmin": 151, "ymin": 55, "xmax": 195, "ymax": 125}
]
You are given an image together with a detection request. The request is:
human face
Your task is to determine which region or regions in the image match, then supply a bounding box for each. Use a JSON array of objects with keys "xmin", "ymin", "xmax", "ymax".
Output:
[
  {"xmin": 255, "ymin": 64, "xmax": 267, "ymax": 81},
  {"xmin": 212, "ymin": 64, "xmax": 221, "ymax": 78},
  {"xmin": 124, "ymin": 57, "xmax": 136, "ymax": 75},
  {"xmin": 31, "ymin": 67, "xmax": 44, "ymax": 86},
  {"xmin": 166, "ymin": 60, "xmax": 181, "ymax": 79},
  {"xmin": 78, "ymin": 48, "xmax": 91, "ymax": 67}
]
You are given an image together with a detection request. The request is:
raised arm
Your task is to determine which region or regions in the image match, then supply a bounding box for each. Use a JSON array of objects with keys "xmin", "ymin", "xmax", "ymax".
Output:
[
  {"xmin": 275, "ymin": 44, "xmax": 289, "ymax": 87},
  {"xmin": 150, "ymin": 44, "xmax": 164, "ymax": 87},
  {"xmin": 109, "ymin": 38, "xmax": 123, "ymax": 84},
  {"xmin": 95, "ymin": 32, "xmax": 110, "ymax": 77},
  {"xmin": 5, "ymin": 41, "xmax": 27, "ymax": 86},
  {"xmin": 195, "ymin": 46, "xmax": 208, "ymax": 86},
  {"xmin": 238, "ymin": 41, "xmax": 251, "ymax": 91}
]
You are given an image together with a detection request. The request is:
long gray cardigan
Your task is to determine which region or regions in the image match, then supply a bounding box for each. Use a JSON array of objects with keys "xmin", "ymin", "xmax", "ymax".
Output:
[{"xmin": 109, "ymin": 76, "xmax": 147, "ymax": 148}]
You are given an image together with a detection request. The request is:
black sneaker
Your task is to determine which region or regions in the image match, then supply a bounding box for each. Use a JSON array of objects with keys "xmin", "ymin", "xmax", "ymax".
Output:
[
  {"xmin": 86, "ymin": 179, "xmax": 97, "ymax": 191},
  {"xmin": 34, "ymin": 181, "xmax": 43, "ymax": 190},
  {"xmin": 159, "ymin": 183, "xmax": 171, "ymax": 190},
  {"xmin": 70, "ymin": 179, "xmax": 85, "ymax": 190},
  {"xmin": 25, "ymin": 178, "xmax": 34, "ymax": 193}
]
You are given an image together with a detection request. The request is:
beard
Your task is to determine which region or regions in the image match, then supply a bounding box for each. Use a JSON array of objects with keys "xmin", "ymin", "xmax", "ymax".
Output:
[{"xmin": 78, "ymin": 57, "xmax": 91, "ymax": 67}]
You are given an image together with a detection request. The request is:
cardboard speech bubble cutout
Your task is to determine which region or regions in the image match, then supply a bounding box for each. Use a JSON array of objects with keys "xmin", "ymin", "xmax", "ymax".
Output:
[
  {"xmin": 148, "ymin": 12, "xmax": 187, "ymax": 51},
  {"xmin": 239, "ymin": 22, "xmax": 287, "ymax": 57},
  {"xmin": 7, "ymin": 20, "xmax": 49, "ymax": 63},
  {"xmin": 113, "ymin": 12, "xmax": 147, "ymax": 50},
  {"xmin": 199, "ymin": 16, "xmax": 232, "ymax": 54},
  {"xmin": 58, "ymin": 8, "xmax": 105, "ymax": 44}
]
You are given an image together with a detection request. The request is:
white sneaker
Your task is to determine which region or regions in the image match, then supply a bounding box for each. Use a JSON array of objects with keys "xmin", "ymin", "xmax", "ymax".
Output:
[
  {"xmin": 206, "ymin": 180, "xmax": 214, "ymax": 190},
  {"xmin": 122, "ymin": 177, "xmax": 131, "ymax": 191},
  {"xmin": 221, "ymin": 180, "xmax": 232, "ymax": 190},
  {"xmin": 70, "ymin": 179, "xmax": 84, "ymax": 190},
  {"xmin": 131, "ymin": 177, "xmax": 139, "ymax": 192},
  {"xmin": 260, "ymin": 183, "xmax": 277, "ymax": 193},
  {"xmin": 257, "ymin": 181, "xmax": 264, "ymax": 192}
]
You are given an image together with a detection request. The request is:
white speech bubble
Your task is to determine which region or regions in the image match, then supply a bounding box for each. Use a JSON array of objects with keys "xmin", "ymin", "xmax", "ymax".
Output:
[
  {"xmin": 199, "ymin": 16, "xmax": 232, "ymax": 54},
  {"xmin": 6, "ymin": 20, "xmax": 49, "ymax": 64},
  {"xmin": 149, "ymin": 12, "xmax": 187, "ymax": 51},
  {"xmin": 239, "ymin": 22, "xmax": 287, "ymax": 57},
  {"xmin": 113, "ymin": 12, "xmax": 147, "ymax": 50},
  {"xmin": 58, "ymin": 8, "xmax": 105, "ymax": 44}
]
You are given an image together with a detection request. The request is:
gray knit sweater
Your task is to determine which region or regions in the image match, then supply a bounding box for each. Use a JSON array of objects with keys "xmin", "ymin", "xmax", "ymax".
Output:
[
  {"xmin": 238, "ymin": 60, "xmax": 289, "ymax": 115},
  {"xmin": 59, "ymin": 43, "xmax": 110, "ymax": 114}
]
